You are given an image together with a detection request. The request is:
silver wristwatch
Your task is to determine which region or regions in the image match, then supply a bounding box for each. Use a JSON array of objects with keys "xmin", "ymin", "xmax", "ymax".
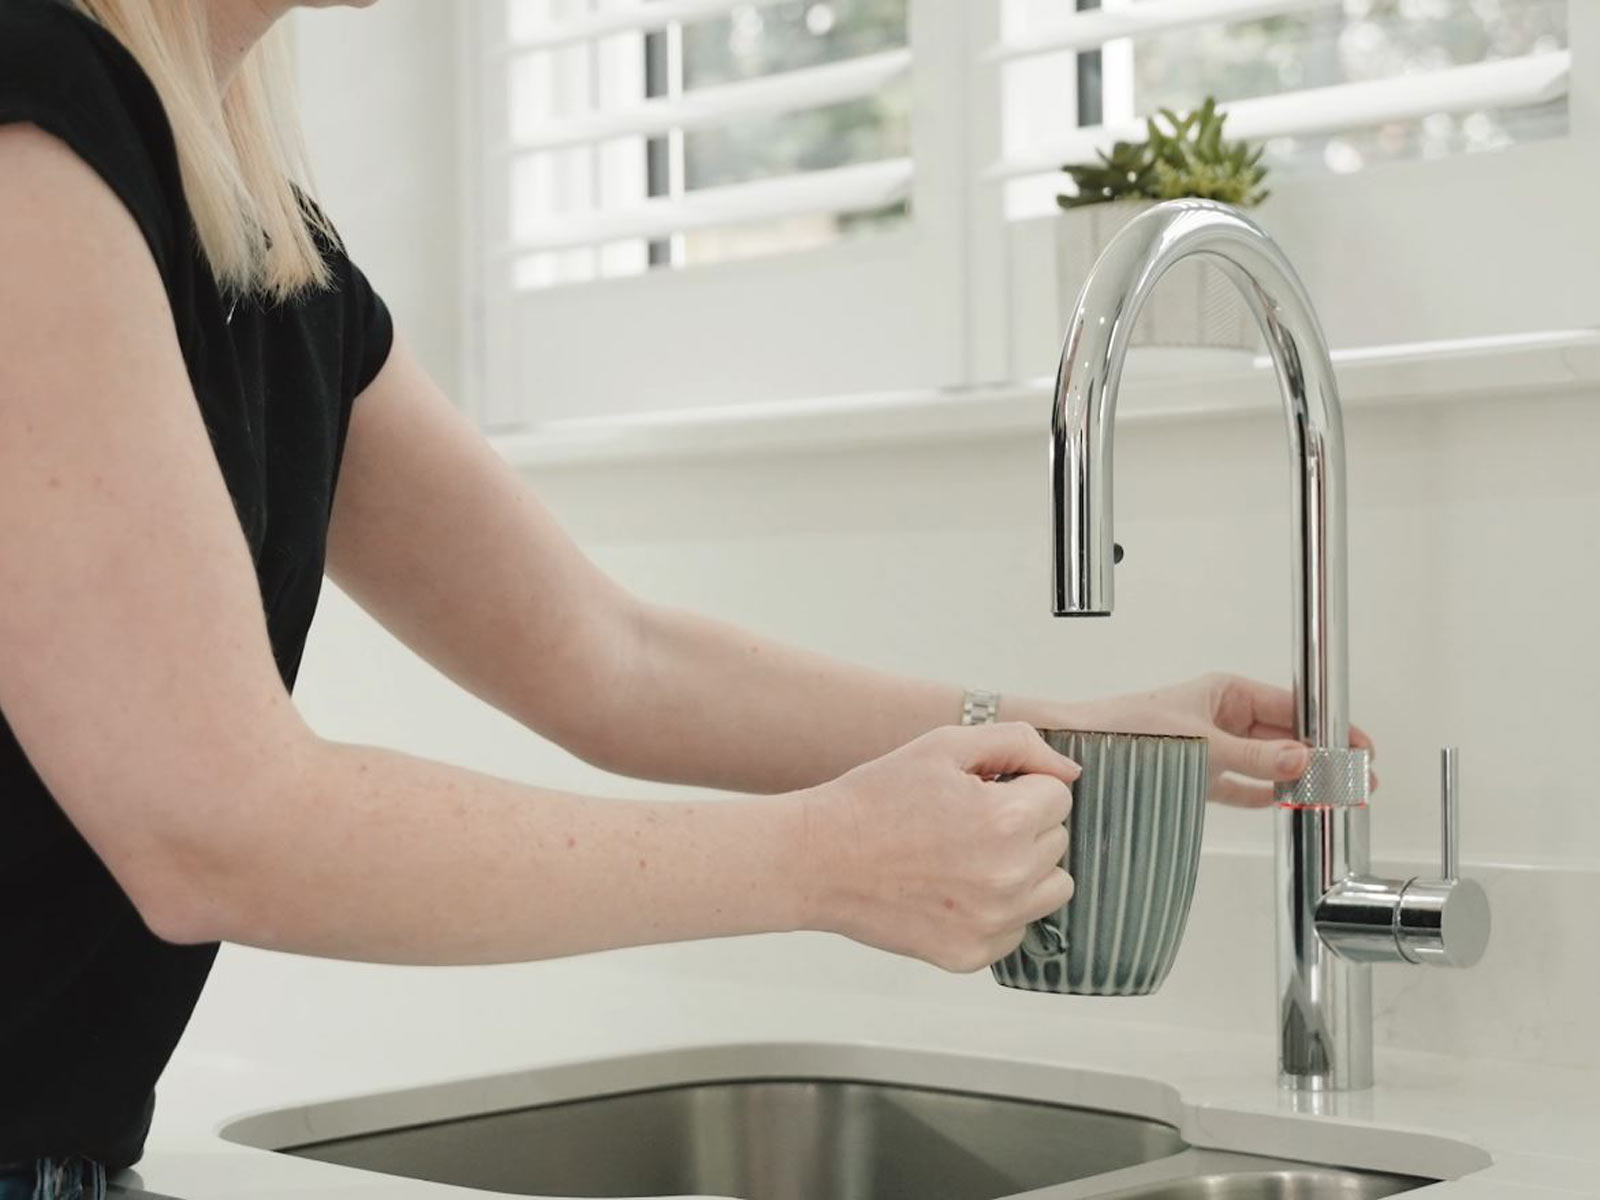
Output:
[{"xmin": 960, "ymin": 688, "xmax": 1002, "ymax": 725}]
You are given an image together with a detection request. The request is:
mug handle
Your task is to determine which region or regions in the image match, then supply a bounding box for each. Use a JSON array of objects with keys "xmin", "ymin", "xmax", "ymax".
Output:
[
  {"xmin": 993, "ymin": 770, "xmax": 1072, "ymax": 959},
  {"xmin": 1022, "ymin": 915, "xmax": 1066, "ymax": 957}
]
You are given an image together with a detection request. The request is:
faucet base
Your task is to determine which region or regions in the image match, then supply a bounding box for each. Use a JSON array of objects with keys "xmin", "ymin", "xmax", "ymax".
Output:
[{"xmin": 1276, "ymin": 805, "xmax": 1375, "ymax": 1092}]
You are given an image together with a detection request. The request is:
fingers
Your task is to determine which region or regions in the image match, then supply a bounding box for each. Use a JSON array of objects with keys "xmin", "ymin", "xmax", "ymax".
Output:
[
  {"xmin": 1249, "ymin": 721, "xmax": 1376, "ymax": 759},
  {"xmin": 1246, "ymin": 722, "xmax": 1297, "ymax": 742},
  {"xmin": 1036, "ymin": 821, "xmax": 1070, "ymax": 861},
  {"xmin": 1213, "ymin": 766, "xmax": 1378, "ymax": 807},
  {"xmin": 983, "ymin": 870, "xmax": 1076, "ymax": 971},
  {"xmin": 945, "ymin": 867, "xmax": 1076, "ymax": 975},
  {"xmin": 1214, "ymin": 731, "xmax": 1310, "ymax": 783},
  {"xmin": 947, "ymin": 722, "xmax": 1081, "ymax": 785},
  {"xmin": 1234, "ymin": 724, "xmax": 1378, "ymax": 793},
  {"xmin": 1215, "ymin": 675, "xmax": 1377, "ymax": 762},
  {"xmin": 1212, "ymin": 773, "xmax": 1278, "ymax": 808},
  {"xmin": 1011, "ymin": 858, "xmax": 1075, "ymax": 956},
  {"xmin": 1349, "ymin": 724, "xmax": 1376, "ymax": 757},
  {"xmin": 1020, "ymin": 866, "xmax": 1075, "ymax": 922},
  {"xmin": 991, "ymin": 771, "xmax": 1073, "ymax": 834},
  {"xmin": 1215, "ymin": 674, "xmax": 1297, "ymax": 732}
]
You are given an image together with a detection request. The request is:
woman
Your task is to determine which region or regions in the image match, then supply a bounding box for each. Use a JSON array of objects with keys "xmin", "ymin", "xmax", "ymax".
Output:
[{"xmin": 0, "ymin": 0, "xmax": 1366, "ymax": 1195}]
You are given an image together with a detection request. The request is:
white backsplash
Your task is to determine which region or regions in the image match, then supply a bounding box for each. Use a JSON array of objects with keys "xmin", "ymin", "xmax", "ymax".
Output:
[{"xmin": 280, "ymin": 380, "xmax": 1600, "ymax": 1074}]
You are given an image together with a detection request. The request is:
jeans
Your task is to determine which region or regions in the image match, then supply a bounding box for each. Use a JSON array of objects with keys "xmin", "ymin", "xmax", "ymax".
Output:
[{"xmin": 0, "ymin": 1159, "xmax": 106, "ymax": 1200}]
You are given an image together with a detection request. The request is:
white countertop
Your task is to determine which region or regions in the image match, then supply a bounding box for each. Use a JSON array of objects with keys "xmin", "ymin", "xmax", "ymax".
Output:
[{"xmin": 119, "ymin": 943, "xmax": 1599, "ymax": 1199}]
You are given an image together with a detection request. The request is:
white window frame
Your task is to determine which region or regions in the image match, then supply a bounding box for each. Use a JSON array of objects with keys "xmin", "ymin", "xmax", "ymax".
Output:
[
  {"xmin": 461, "ymin": 2, "xmax": 1599, "ymax": 431},
  {"xmin": 995, "ymin": 2, "xmax": 1600, "ymax": 381},
  {"xmin": 461, "ymin": 1, "xmax": 997, "ymax": 431}
]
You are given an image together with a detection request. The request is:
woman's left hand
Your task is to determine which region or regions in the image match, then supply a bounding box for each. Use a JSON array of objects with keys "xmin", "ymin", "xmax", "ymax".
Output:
[{"xmin": 1027, "ymin": 674, "xmax": 1375, "ymax": 808}]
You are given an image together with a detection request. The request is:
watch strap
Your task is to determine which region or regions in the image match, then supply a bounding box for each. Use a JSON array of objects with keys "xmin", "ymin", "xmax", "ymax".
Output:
[{"xmin": 960, "ymin": 688, "xmax": 1002, "ymax": 726}]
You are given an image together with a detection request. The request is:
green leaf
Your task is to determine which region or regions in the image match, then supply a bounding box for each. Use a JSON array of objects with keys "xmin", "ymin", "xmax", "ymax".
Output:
[{"xmin": 1059, "ymin": 94, "xmax": 1268, "ymax": 209}]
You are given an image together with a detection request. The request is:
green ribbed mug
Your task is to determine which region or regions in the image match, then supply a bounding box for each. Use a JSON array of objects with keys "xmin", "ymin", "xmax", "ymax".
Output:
[{"xmin": 991, "ymin": 729, "xmax": 1208, "ymax": 996}]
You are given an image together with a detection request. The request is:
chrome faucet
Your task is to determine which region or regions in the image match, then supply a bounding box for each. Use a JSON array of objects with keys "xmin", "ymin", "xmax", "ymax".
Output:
[{"xmin": 1049, "ymin": 200, "xmax": 1491, "ymax": 1091}]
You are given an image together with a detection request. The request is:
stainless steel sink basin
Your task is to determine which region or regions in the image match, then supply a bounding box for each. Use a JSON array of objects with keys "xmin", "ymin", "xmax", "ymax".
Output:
[
  {"xmin": 232, "ymin": 1046, "xmax": 1477, "ymax": 1200},
  {"xmin": 1096, "ymin": 1171, "xmax": 1419, "ymax": 1198},
  {"xmin": 282, "ymin": 1079, "xmax": 1440, "ymax": 1200},
  {"xmin": 286, "ymin": 1078, "xmax": 1186, "ymax": 1199},
  {"xmin": 1049, "ymin": 1150, "xmax": 1430, "ymax": 1199}
]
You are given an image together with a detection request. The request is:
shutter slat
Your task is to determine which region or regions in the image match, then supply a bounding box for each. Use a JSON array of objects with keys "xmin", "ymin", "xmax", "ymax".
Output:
[
  {"xmin": 509, "ymin": 48, "xmax": 911, "ymax": 153},
  {"xmin": 505, "ymin": 0, "xmax": 789, "ymax": 54},
  {"xmin": 987, "ymin": 0, "xmax": 1334, "ymax": 63},
  {"xmin": 504, "ymin": 157, "xmax": 913, "ymax": 254},
  {"xmin": 987, "ymin": 51, "xmax": 1572, "ymax": 183}
]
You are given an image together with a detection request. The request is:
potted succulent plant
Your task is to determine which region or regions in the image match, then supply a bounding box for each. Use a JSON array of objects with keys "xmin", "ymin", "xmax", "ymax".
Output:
[{"xmin": 1056, "ymin": 98, "xmax": 1269, "ymax": 351}]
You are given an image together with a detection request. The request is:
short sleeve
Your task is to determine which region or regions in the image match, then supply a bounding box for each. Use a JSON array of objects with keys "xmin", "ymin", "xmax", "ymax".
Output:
[
  {"xmin": 339, "ymin": 255, "xmax": 395, "ymax": 400},
  {"xmin": 0, "ymin": 0, "xmax": 186, "ymax": 281}
]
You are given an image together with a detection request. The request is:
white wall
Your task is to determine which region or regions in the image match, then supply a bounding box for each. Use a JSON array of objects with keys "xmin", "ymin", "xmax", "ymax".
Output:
[
  {"xmin": 243, "ymin": 11, "xmax": 1600, "ymax": 1087},
  {"xmin": 291, "ymin": 1, "xmax": 462, "ymax": 397},
  {"xmin": 277, "ymin": 378, "xmax": 1600, "ymax": 1075}
]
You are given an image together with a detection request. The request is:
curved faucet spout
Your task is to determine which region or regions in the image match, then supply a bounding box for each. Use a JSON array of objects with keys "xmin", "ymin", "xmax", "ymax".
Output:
[
  {"xmin": 1049, "ymin": 200, "xmax": 1348, "ymax": 750},
  {"xmin": 1049, "ymin": 200, "xmax": 1382, "ymax": 1091}
]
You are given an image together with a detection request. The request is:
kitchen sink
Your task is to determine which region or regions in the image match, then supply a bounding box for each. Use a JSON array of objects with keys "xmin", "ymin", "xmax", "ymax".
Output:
[
  {"xmin": 285, "ymin": 1078, "xmax": 1185, "ymax": 1199},
  {"xmin": 227, "ymin": 1045, "xmax": 1477, "ymax": 1200},
  {"xmin": 280, "ymin": 1079, "xmax": 1437, "ymax": 1200}
]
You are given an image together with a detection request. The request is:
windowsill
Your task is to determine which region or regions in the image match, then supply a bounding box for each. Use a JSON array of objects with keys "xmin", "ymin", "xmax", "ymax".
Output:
[{"xmin": 491, "ymin": 328, "xmax": 1600, "ymax": 469}]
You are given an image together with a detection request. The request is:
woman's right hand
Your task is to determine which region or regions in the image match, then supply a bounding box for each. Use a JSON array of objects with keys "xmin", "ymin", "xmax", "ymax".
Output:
[{"xmin": 799, "ymin": 723, "xmax": 1080, "ymax": 973}]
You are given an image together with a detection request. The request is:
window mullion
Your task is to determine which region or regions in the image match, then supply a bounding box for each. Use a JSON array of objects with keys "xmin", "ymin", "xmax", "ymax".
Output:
[
  {"xmin": 667, "ymin": 19, "xmax": 686, "ymax": 267},
  {"xmin": 642, "ymin": 15, "xmax": 669, "ymax": 265},
  {"xmin": 1075, "ymin": 0, "xmax": 1104, "ymax": 126},
  {"xmin": 587, "ymin": 0, "xmax": 601, "ymax": 281},
  {"xmin": 1568, "ymin": 0, "xmax": 1600, "ymax": 144}
]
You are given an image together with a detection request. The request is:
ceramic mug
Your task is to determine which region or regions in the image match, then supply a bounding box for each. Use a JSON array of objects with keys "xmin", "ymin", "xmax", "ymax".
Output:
[{"xmin": 991, "ymin": 729, "xmax": 1208, "ymax": 996}]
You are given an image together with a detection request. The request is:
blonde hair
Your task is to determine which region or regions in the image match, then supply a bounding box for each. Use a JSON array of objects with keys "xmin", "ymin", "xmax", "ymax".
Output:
[{"xmin": 73, "ymin": 0, "xmax": 332, "ymax": 299}]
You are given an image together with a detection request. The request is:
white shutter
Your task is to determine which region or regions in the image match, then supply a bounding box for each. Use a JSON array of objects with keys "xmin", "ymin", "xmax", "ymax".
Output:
[
  {"xmin": 494, "ymin": 0, "xmax": 914, "ymax": 278},
  {"xmin": 504, "ymin": 0, "xmax": 796, "ymax": 51},
  {"xmin": 988, "ymin": 0, "xmax": 1598, "ymax": 380},
  {"xmin": 470, "ymin": 1, "xmax": 981, "ymax": 428},
  {"xmin": 991, "ymin": 52, "xmax": 1571, "ymax": 182},
  {"xmin": 500, "ymin": 158, "xmax": 913, "ymax": 255},
  {"xmin": 991, "ymin": 0, "xmax": 1572, "ymax": 192},
  {"xmin": 988, "ymin": 0, "xmax": 1333, "ymax": 61},
  {"xmin": 502, "ymin": 48, "xmax": 912, "ymax": 154}
]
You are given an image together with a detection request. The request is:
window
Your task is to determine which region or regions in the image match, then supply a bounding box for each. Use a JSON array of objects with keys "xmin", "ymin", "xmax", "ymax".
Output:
[
  {"xmin": 465, "ymin": 1, "xmax": 1597, "ymax": 429},
  {"xmin": 990, "ymin": 0, "xmax": 1594, "ymax": 375},
  {"xmin": 466, "ymin": 0, "xmax": 975, "ymax": 427},
  {"xmin": 502, "ymin": 0, "xmax": 912, "ymax": 288},
  {"xmin": 1132, "ymin": 1, "xmax": 1569, "ymax": 171},
  {"xmin": 996, "ymin": 0, "xmax": 1572, "ymax": 216}
]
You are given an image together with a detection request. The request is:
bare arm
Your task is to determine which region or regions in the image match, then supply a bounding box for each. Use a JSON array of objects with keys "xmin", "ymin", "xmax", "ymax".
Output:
[
  {"xmin": 327, "ymin": 345, "xmax": 963, "ymax": 793},
  {"xmin": 0, "ymin": 123, "xmax": 1074, "ymax": 970},
  {"xmin": 0, "ymin": 126, "xmax": 804, "ymax": 963},
  {"xmin": 328, "ymin": 328, "xmax": 1345, "ymax": 802}
]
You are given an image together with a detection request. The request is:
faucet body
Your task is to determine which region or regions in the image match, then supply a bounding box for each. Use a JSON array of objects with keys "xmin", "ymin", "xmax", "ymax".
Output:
[{"xmin": 1050, "ymin": 200, "xmax": 1488, "ymax": 1091}]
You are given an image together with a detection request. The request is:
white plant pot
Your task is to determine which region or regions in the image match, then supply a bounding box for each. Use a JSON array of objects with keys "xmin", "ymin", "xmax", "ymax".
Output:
[{"xmin": 1054, "ymin": 199, "xmax": 1260, "ymax": 353}]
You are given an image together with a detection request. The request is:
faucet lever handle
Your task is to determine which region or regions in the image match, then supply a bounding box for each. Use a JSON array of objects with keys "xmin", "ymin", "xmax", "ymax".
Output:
[
  {"xmin": 1440, "ymin": 748, "xmax": 1465, "ymax": 876},
  {"xmin": 1394, "ymin": 744, "xmax": 1488, "ymax": 968},
  {"xmin": 1317, "ymin": 743, "xmax": 1490, "ymax": 969},
  {"xmin": 1440, "ymin": 746, "xmax": 1459, "ymax": 881}
]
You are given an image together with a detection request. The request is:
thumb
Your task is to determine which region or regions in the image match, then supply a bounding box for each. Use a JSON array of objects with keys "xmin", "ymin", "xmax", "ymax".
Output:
[{"xmin": 1215, "ymin": 733, "xmax": 1308, "ymax": 782}]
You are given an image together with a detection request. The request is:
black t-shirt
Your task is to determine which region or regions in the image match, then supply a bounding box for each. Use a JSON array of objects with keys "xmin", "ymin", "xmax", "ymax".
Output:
[{"xmin": 0, "ymin": 0, "xmax": 394, "ymax": 1169}]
